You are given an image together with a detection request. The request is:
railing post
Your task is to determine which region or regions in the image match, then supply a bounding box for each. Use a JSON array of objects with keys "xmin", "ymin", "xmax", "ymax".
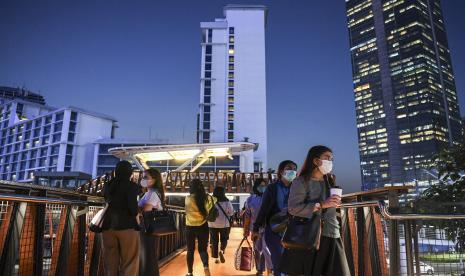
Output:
[
  {"xmin": 356, "ymin": 195, "xmax": 365, "ymax": 276},
  {"xmin": 404, "ymin": 220, "xmax": 414, "ymax": 276},
  {"xmin": 34, "ymin": 202, "xmax": 46, "ymax": 275},
  {"xmin": 388, "ymin": 190, "xmax": 400, "ymax": 276},
  {"xmin": 412, "ymin": 221, "xmax": 421, "ymax": 276},
  {"xmin": 77, "ymin": 206, "xmax": 87, "ymax": 276}
]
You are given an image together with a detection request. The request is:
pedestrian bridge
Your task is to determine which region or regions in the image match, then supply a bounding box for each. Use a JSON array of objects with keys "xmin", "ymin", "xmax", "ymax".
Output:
[{"xmin": 1, "ymin": 174, "xmax": 465, "ymax": 276}]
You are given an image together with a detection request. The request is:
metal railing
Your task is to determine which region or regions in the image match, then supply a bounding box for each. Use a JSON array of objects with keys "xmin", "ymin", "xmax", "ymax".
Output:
[
  {"xmin": 340, "ymin": 188, "xmax": 465, "ymax": 276},
  {"xmin": 0, "ymin": 180, "xmax": 186, "ymax": 276},
  {"xmin": 77, "ymin": 171, "xmax": 278, "ymax": 195}
]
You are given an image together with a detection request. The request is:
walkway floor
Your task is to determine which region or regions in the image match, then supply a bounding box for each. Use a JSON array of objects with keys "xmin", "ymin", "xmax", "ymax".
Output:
[{"xmin": 160, "ymin": 227, "xmax": 259, "ymax": 276}]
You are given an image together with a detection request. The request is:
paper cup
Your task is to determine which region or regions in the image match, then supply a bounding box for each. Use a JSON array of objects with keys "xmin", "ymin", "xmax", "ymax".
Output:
[{"xmin": 330, "ymin": 188, "xmax": 342, "ymax": 197}]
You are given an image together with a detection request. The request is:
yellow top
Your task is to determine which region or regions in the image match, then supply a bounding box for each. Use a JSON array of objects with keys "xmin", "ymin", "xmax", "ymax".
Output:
[{"xmin": 185, "ymin": 195, "xmax": 216, "ymax": 226}]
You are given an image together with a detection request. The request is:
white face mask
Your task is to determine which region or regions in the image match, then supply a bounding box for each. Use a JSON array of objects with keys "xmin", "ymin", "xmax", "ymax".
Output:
[
  {"xmin": 282, "ymin": 170, "xmax": 297, "ymax": 182},
  {"xmin": 318, "ymin": 160, "xmax": 333, "ymax": 175},
  {"xmin": 140, "ymin": 179, "xmax": 149, "ymax": 188}
]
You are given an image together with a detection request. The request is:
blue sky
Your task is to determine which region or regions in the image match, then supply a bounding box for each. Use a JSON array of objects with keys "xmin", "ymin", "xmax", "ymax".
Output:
[{"xmin": 1, "ymin": 0, "xmax": 464, "ymax": 192}]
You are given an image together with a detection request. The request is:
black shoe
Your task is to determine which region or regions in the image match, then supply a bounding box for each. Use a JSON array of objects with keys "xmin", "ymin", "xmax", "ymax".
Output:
[
  {"xmin": 186, "ymin": 273, "xmax": 193, "ymax": 276},
  {"xmin": 219, "ymin": 250, "xmax": 225, "ymax": 263}
]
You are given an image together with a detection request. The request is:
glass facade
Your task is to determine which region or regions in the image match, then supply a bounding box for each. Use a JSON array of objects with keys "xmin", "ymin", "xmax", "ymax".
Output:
[{"xmin": 346, "ymin": 0, "xmax": 462, "ymax": 192}]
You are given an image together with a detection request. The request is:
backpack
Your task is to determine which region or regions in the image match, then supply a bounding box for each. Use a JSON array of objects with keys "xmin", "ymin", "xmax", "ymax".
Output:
[{"xmin": 206, "ymin": 196, "xmax": 219, "ymax": 222}]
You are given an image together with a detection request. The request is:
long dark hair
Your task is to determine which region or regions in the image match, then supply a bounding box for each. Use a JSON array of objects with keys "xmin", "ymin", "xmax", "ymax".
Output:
[
  {"xmin": 299, "ymin": 145, "xmax": 333, "ymax": 181},
  {"xmin": 253, "ymin": 178, "xmax": 265, "ymax": 195},
  {"xmin": 277, "ymin": 160, "xmax": 297, "ymax": 180},
  {"xmin": 145, "ymin": 168, "xmax": 165, "ymax": 203},
  {"xmin": 213, "ymin": 186, "xmax": 228, "ymax": 202},
  {"xmin": 189, "ymin": 179, "xmax": 208, "ymax": 217},
  {"xmin": 106, "ymin": 160, "xmax": 133, "ymax": 197}
]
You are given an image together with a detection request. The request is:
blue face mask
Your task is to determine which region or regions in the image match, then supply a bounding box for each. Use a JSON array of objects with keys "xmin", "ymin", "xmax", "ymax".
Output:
[
  {"xmin": 282, "ymin": 170, "xmax": 297, "ymax": 182},
  {"xmin": 257, "ymin": 186, "xmax": 266, "ymax": 194}
]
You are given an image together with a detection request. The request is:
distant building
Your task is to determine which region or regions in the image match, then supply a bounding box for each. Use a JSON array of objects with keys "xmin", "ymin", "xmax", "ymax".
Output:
[
  {"xmin": 0, "ymin": 86, "xmax": 46, "ymax": 105},
  {"xmin": 0, "ymin": 99, "xmax": 117, "ymax": 182},
  {"xmin": 197, "ymin": 5, "xmax": 268, "ymax": 171},
  {"xmin": 346, "ymin": 0, "xmax": 463, "ymax": 192}
]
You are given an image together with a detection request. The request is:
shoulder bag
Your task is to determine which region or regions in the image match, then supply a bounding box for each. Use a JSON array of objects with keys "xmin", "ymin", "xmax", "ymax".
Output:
[{"xmin": 142, "ymin": 191, "xmax": 177, "ymax": 236}]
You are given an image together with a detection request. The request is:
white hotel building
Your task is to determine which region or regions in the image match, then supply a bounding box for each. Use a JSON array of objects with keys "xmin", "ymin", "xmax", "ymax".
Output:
[
  {"xmin": 0, "ymin": 98, "xmax": 117, "ymax": 182},
  {"xmin": 197, "ymin": 5, "xmax": 268, "ymax": 172}
]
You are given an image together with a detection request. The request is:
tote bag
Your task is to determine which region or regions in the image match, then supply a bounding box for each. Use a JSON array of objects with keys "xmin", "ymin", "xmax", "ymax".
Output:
[{"xmin": 234, "ymin": 237, "xmax": 254, "ymax": 271}]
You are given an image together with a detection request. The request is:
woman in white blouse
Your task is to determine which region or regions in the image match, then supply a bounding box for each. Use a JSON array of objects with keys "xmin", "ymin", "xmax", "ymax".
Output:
[
  {"xmin": 209, "ymin": 186, "xmax": 234, "ymax": 264},
  {"xmin": 138, "ymin": 168, "xmax": 164, "ymax": 276}
]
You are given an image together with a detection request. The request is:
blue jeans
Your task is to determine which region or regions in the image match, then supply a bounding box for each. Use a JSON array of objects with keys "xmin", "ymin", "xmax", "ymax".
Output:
[{"xmin": 264, "ymin": 225, "xmax": 284, "ymax": 275}]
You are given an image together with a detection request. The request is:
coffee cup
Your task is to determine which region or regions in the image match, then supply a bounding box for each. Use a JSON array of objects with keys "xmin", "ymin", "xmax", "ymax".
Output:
[{"xmin": 330, "ymin": 188, "xmax": 342, "ymax": 197}]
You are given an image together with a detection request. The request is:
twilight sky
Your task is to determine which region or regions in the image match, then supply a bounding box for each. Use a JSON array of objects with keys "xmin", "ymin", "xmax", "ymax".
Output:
[{"xmin": 1, "ymin": 0, "xmax": 464, "ymax": 192}]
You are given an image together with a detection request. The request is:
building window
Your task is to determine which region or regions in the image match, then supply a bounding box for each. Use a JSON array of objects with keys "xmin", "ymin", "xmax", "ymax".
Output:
[
  {"xmin": 68, "ymin": 133, "xmax": 75, "ymax": 142},
  {"xmin": 204, "ymin": 96, "xmax": 211, "ymax": 104},
  {"xmin": 208, "ymin": 28, "xmax": 212, "ymax": 42},
  {"xmin": 205, "ymin": 56, "xmax": 212, "ymax": 62},
  {"xmin": 205, "ymin": 71, "xmax": 211, "ymax": 78},
  {"xmin": 228, "ymin": 80, "xmax": 234, "ymax": 87},
  {"xmin": 205, "ymin": 45, "xmax": 212, "ymax": 55},
  {"xmin": 67, "ymin": 145, "xmax": 73, "ymax": 155},
  {"xmin": 228, "ymin": 106, "xmax": 234, "ymax": 112},
  {"xmin": 229, "ymin": 27, "xmax": 234, "ymax": 34},
  {"xmin": 205, "ymin": 64, "xmax": 212, "ymax": 70},
  {"xmin": 228, "ymin": 45, "xmax": 234, "ymax": 55},
  {"xmin": 228, "ymin": 123, "xmax": 234, "ymax": 130},
  {"xmin": 229, "ymin": 56, "xmax": 234, "ymax": 62},
  {"xmin": 229, "ymin": 36, "xmax": 234, "ymax": 43},
  {"xmin": 204, "ymin": 80, "xmax": 211, "ymax": 87},
  {"xmin": 203, "ymin": 106, "xmax": 211, "ymax": 112},
  {"xmin": 229, "ymin": 64, "xmax": 234, "ymax": 70},
  {"xmin": 228, "ymin": 114, "xmax": 234, "ymax": 121},
  {"xmin": 70, "ymin": 111, "xmax": 78, "ymax": 121},
  {"xmin": 55, "ymin": 112, "xmax": 64, "ymax": 121},
  {"xmin": 204, "ymin": 114, "xmax": 210, "ymax": 121},
  {"xmin": 69, "ymin": 122, "xmax": 76, "ymax": 132},
  {"xmin": 203, "ymin": 122, "xmax": 210, "ymax": 129},
  {"xmin": 228, "ymin": 132, "xmax": 234, "ymax": 139},
  {"xmin": 228, "ymin": 72, "xmax": 234, "ymax": 79}
]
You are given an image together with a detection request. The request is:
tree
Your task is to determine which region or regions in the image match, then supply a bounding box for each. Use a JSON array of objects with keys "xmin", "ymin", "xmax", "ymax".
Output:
[{"xmin": 416, "ymin": 144, "xmax": 465, "ymax": 249}]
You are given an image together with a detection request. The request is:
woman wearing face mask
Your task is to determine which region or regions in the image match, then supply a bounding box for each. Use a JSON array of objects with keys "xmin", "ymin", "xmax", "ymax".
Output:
[
  {"xmin": 280, "ymin": 145, "xmax": 350, "ymax": 276},
  {"xmin": 138, "ymin": 168, "xmax": 164, "ymax": 276},
  {"xmin": 251, "ymin": 160, "xmax": 298, "ymax": 276},
  {"xmin": 244, "ymin": 178, "xmax": 272, "ymax": 276},
  {"xmin": 185, "ymin": 179, "xmax": 216, "ymax": 276}
]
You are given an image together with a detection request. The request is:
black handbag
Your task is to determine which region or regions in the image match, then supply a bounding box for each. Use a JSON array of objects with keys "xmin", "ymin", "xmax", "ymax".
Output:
[
  {"xmin": 281, "ymin": 175, "xmax": 333, "ymax": 250},
  {"xmin": 281, "ymin": 212, "xmax": 322, "ymax": 250},
  {"xmin": 269, "ymin": 209, "xmax": 289, "ymax": 233},
  {"xmin": 142, "ymin": 192, "xmax": 177, "ymax": 236}
]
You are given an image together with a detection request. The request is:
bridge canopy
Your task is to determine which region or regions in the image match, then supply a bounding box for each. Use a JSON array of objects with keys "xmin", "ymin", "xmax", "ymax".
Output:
[{"xmin": 108, "ymin": 142, "xmax": 256, "ymax": 172}]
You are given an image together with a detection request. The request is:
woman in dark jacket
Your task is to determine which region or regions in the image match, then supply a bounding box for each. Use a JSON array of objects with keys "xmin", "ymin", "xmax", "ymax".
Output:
[
  {"xmin": 280, "ymin": 145, "xmax": 350, "ymax": 276},
  {"xmin": 251, "ymin": 160, "xmax": 298, "ymax": 276},
  {"xmin": 101, "ymin": 160, "xmax": 140, "ymax": 276}
]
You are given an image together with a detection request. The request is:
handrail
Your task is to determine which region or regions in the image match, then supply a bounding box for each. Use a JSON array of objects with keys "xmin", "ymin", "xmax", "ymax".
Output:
[
  {"xmin": 377, "ymin": 200, "xmax": 465, "ymax": 220},
  {"xmin": 0, "ymin": 193, "xmax": 100, "ymax": 206}
]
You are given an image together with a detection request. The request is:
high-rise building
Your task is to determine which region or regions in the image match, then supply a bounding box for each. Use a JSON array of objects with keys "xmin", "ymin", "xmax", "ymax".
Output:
[
  {"xmin": 346, "ymin": 0, "xmax": 462, "ymax": 192},
  {"xmin": 197, "ymin": 5, "xmax": 268, "ymax": 172},
  {"xmin": 0, "ymin": 99, "xmax": 117, "ymax": 182}
]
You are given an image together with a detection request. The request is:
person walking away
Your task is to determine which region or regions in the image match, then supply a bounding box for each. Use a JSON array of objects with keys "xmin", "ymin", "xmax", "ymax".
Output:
[
  {"xmin": 280, "ymin": 145, "xmax": 350, "ymax": 276},
  {"xmin": 251, "ymin": 160, "xmax": 298, "ymax": 276},
  {"xmin": 138, "ymin": 168, "xmax": 165, "ymax": 276},
  {"xmin": 101, "ymin": 160, "xmax": 140, "ymax": 276},
  {"xmin": 185, "ymin": 179, "xmax": 216, "ymax": 276},
  {"xmin": 208, "ymin": 186, "xmax": 234, "ymax": 264},
  {"xmin": 244, "ymin": 178, "xmax": 272, "ymax": 276}
]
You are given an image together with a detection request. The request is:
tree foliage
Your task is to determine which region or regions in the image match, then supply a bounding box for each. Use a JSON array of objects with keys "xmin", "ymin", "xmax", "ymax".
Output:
[{"xmin": 416, "ymin": 144, "xmax": 465, "ymax": 249}]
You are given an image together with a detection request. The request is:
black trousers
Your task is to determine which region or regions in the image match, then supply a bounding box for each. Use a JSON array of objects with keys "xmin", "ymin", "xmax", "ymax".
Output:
[
  {"xmin": 209, "ymin": 227, "xmax": 231, "ymax": 258},
  {"xmin": 139, "ymin": 233, "xmax": 159, "ymax": 276},
  {"xmin": 186, "ymin": 223, "xmax": 209, "ymax": 273}
]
